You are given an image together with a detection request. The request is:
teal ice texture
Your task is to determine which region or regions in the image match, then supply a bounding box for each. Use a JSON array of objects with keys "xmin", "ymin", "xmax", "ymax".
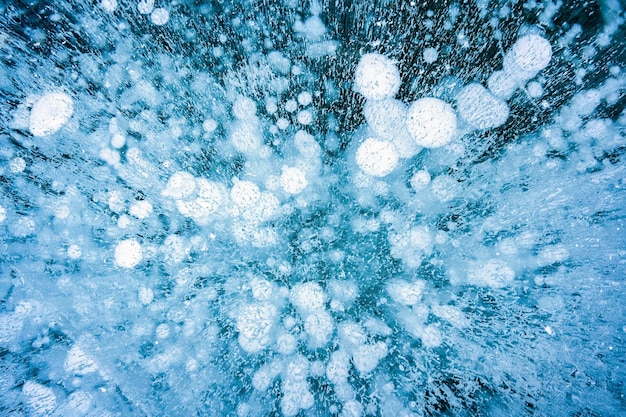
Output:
[{"xmin": 0, "ymin": 0, "xmax": 625, "ymax": 416}]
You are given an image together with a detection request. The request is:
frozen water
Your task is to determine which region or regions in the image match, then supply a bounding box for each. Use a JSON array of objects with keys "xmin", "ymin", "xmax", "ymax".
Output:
[{"xmin": 1, "ymin": 1, "xmax": 625, "ymax": 416}]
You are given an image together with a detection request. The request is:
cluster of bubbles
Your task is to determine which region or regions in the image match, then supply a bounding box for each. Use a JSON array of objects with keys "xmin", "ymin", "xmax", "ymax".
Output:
[{"xmin": 0, "ymin": 0, "xmax": 625, "ymax": 416}]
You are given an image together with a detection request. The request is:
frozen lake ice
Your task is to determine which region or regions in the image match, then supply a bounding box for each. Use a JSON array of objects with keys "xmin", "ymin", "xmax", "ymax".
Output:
[{"xmin": 0, "ymin": 0, "xmax": 625, "ymax": 416}]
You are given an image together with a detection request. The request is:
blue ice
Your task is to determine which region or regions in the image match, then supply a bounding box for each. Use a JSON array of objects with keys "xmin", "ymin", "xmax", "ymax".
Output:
[{"xmin": 0, "ymin": 0, "xmax": 625, "ymax": 416}]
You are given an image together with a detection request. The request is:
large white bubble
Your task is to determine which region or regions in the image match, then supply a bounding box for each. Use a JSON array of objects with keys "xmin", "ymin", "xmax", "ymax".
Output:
[
  {"xmin": 355, "ymin": 138, "xmax": 399, "ymax": 177},
  {"xmin": 456, "ymin": 83, "xmax": 510, "ymax": 130},
  {"xmin": 114, "ymin": 239, "xmax": 143, "ymax": 268},
  {"xmin": 406, "ymin": 97, "xmax": 457, "ymax": 148},
  {"xmin": 353, "ymin": 53, "xmax": 401, "ymax": 101},
  {"xmin": 29, "ymin": 92, "xmax": 74, "ymax": 137},
  {"xmin": 503, "ymin": 34, "xmax": 552, "ymax": 81}
]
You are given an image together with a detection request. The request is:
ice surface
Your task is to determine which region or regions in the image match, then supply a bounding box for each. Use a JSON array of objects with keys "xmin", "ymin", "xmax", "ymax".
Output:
[{"xmin": 1, "ymin": 1, "xmax": 625, "ymax": 416}]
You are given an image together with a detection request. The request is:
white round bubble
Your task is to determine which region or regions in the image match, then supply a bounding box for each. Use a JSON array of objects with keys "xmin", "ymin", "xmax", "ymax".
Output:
[
  {"xmin": 137, "ymin": 0, "xmax": 154, "ymax": 14},
  {"xmin": 338, "ymin": 322, "xmax": 367, "ymax": 346},
  {"xmin": 236, "ymin": 302, "xmax": 277, "ymax": 353},
  {"xmin": 138, "ymin": 287, "xmax": 154, "ymax": 305},
  {"xmin": 155, "ymin": 323, "xmax": 170, "ymax": 339},
  {"xmin": 162, "ymin": 171, "xmax": 196, "ymax": 199},
  {"xmin": 304, "ymin": 310, "xmax": 334, "ymax": 347},
  {"xmin": 64, "ymin": 346, "xmax": 98, "ymax": 375},
  {"xmin": 285, "ymin": 99, "xmax": 298, "ymax": 113},
  {"xmin": 406, "ymin": 97, "xmax": 457, "ymax": 148},
  {"xmin": 467, "ymin": 259, "xmax": 515, "ymax": 288},
  {"xmin": 352, "ymin": 342, "xmax": 387, "ymax": 374},
  {"xmin": 12, "ymin": 217, "xmax": 35, "ymax": 238},
  {"xmin": 389, "ymin": 226, "xmax": 434, "ymax": 269},
  {"xmin": 202, "ymin": 118, "xmax": 218, "ymax": 133},
  {"xmin": 230, "ymin": 123, "xmax": 262, "ymax": 153},
  {"xmin": 294, "ymin": 130, "xmax": 322, "ymax": 158},
  {"xmin": 22, "ymin": 382, "xmax": 57, "ymax": 415},
  {"xmin": 99, "ymin": 148, "xmax": 120, "ymax": 166},
  {"xmin": 526, "ymin": 81, "xmax": 544, "ymax": 98},
  {"xmin": 180, "ymin": 178, "xmax": 224, "ymax": 221},
  {"xmin": 423, "ymin": 47, "xmax": 439, "ymax": 63},
  {"xmin": 297, "ymin": 91, "xmax": 313, "ymax": 106},
  {"xmin": 355, "ymin": 138, "xmax": 399, "ymax": 177},
  {"xmin": 232, "ymin": 96, "xmax": 257, "ymax": 120},
  {"xmin": 503, "ymin": 34, "xmax": 552, "ymax": 82},
  {"xmin": 362, "ymin": 98, "xmax": 407, "ymax": 140},
  {"xmin": 9, "ymin": 157, "xmax": 26, "ymax": 173},
  {"xmin": 252, "ymin": 364, "xmax": 280, "ymax": 391},
  {"xmin": 354, "ymin": 53, "xmax": 401, "ymax": 101},
  {"xmin": 114, "ymin": 239, "xmax": 143, "ymax": 268},
  {"xmin": 487, "ymin": 70, "xmax": 519, "ymax": 99},
  {"xmin": 326, "ymin": 350, "xmax": 350, "ymax": 383},
  {"xmin": 252, "ymin": 192, "xmax": 280, "ymax": 222},
  {"xmin": 341, "ymin": 400, "xmax": 363, "ymax": 417},
  {"xmin": 265, "ymin": 97, "xmax": 278, "ymax": 114},
  {"xmin": 456, "ymin": 83, "xmax": 509, "ymax": 130},
  {"xmin": 66, "ymin": 391, "xmax": 92, "ymax": 414},
  {"xmin": 510, "ymin": 34, "xmax": 552, "ymax": 74},
  {"xmin": 117, "ymin": 215, "xmax": 130, "ymax": 229},
  {"xmin": 276, "ymin": 117, "xmax": 290, "ymax": 130},
  {"xmin": 29, "ymin": 92, "xmax": 74, "ymax": 137},
  {"xmin": 151, "ymin": 8, "xmax": 170, "ymax": 25},
  {"xmin": 362, "ymin": 98, "xmax": 422, "ymax": 158},
  {"xmin": 290, "ymin": 282, "xmax": 326, "ymax": 313},
  {"xmin": 101, "ymin": 0, "xmax": 117, "ymax": 12},
  {"xmin": 67, "ymin": 245, "xmax": 82, "ymax": 259},
  {"xmin": 111, "ymin": 133, "xmax": 126, "ymax": 148},
  {"xmin": 281, "ymin": 166, "xmax": 308, "ymax": 195},
  {"xmin": 231, "ymin": 180, "xmax": 261, "ymax": 209},
  {"xmin": 297, "ymin": 109, "xmax": 313, "ymax": 125},
  {"xmin": 410, "ymin": 169, "xmax": 431, "ymax": 190},
  {"xmin": 54, "ymin": 205, "xmax": 69, "ymax": 220},
  {"xmin": 421, "ymin": 324, "xmax": 442, "ymax": 348},
  {"xmin": 386, "ymin": 279, "xmax": 425, "ymax": 305},
  {"xmin": 129, "ymin": 200, "xmax": 153, "ymax": 219}
]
